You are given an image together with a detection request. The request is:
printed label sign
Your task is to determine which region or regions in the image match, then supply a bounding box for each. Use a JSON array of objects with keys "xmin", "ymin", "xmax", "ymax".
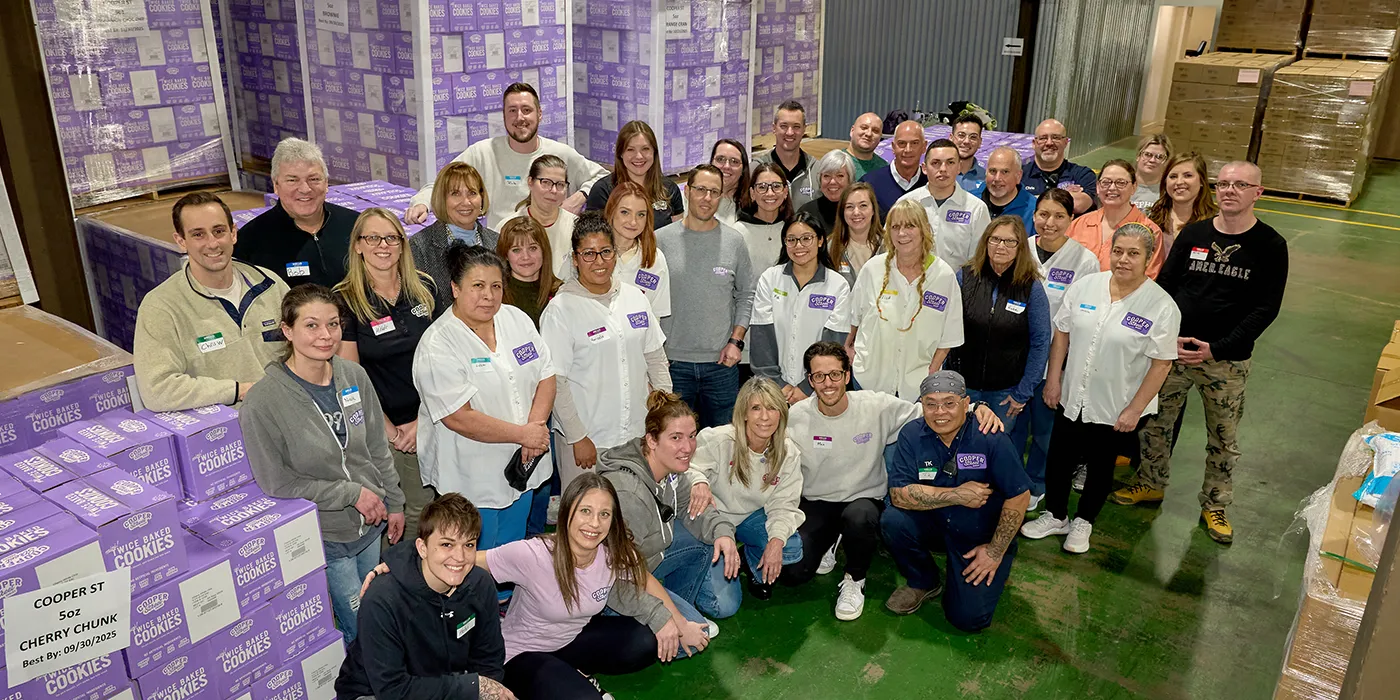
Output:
[
  {"xmin": 1121, "ymin": 312, "xmax": 1153, "ymax": 335},
  {"xmin": 4, "ymin": 568, "xmax": 132, "ymax": 685},
  {"xmin": 922, "ymin": 292, "xmax": 947, "ymax": 311}
]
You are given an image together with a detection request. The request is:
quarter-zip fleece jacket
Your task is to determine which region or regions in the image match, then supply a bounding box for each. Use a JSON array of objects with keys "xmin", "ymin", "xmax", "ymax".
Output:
[
  {"xmin": 335, "ymin": 540, "xmax": 504, "ymax": 700},
  {"xmin": 240, "ymin": 356, "xmax": 405, "ymax": 542}
]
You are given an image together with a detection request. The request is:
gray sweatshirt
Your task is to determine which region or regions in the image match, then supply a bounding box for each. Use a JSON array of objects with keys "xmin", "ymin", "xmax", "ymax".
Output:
[
  {"xmin": 655, "ymin": 220, "xmax": 756, "ymax": 363},
  {"xmin": 596, "ymin": 438, "xmax": 735, "ymax": 571},
  {"xmin": 240, "ymin": 356, "xmax": 406, "ymax": 542}
]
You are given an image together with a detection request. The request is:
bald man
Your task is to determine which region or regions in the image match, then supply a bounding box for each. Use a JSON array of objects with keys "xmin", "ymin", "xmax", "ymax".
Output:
[
  {"xmin": 846, "ymin": 113, "xmax": 888, "ymax": 180},
  {"xmin": 858, "ymin": 120, "xmax": 929, "ymax": 218},
  {"xmin": 1021, "ymin": 119, "xmax": 1098, "ymax": 215}
]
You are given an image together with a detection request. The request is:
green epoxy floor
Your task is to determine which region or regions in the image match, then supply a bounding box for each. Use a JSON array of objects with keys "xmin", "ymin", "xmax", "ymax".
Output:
[{"xmin": 604, "ymin": 142, "xmax": 1400, "ymax": 699}]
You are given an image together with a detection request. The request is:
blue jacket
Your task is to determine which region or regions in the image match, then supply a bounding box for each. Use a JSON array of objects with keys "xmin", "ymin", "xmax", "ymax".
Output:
[{"xmin": 984, "ymin": 188, "xmax": 1038, "ymax": 237}]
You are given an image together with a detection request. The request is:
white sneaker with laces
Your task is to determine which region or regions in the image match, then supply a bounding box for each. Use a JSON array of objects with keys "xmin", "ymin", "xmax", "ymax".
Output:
[
  {"xmin": 817, "ymin": 534, "xmax": 841, "ymax": 575},
  {"xmin": 1020, "ymin": 513, "xmax": 1071, "ymax": 539},
  {"xmin": 1027, "ymin": 493, "xmax": 1043, "ymax": 511},
  {"xmin": 1063, "ymin": 517, "xmax": 1093, "ymax": 554},
  {"xmin": 704, "ymin": 618, "xmax": 719, "ymax": 639},
  {"xmin": 834, "ymin": 574, "xmax": 865, "ymax": 621},
  {"xmin": 581, "ymin": 673, "xmax": 615, "ymax": 700},
  {"xmin": 1072, "ymin": 465, "xmax": 1087, "ymax": 492}
]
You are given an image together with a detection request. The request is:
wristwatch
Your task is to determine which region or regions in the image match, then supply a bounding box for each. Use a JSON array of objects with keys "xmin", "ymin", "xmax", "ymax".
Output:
[
  {"xmin": 969, "ymin": 400, "xmax": 989, "ymax": 414},
  {"xmin": 726, "ymin": 337, "xmax": 745, "ymax": 350}
]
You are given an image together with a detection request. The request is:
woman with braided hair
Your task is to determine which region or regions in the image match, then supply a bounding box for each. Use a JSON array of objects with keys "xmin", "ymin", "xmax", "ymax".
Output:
[{"xmin": 846, "ymin": 199, "xmax": 964, "ymax": 399}]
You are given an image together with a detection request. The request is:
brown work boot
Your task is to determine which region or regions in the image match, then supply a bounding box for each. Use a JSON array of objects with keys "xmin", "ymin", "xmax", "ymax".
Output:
[
  {"xmin": 884, "ymin": 583, "xmax": 942, "ymax": 615},
  {"xmin": 1109, "ymin": 483, "xmax": 1165, "ymax": 506}
]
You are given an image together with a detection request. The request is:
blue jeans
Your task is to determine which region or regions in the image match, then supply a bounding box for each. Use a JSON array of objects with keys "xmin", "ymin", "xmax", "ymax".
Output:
[
  {"xmin": 697, "ymin": 510, "xmax": 803, "ymax": 619},
  {"xmin": 526, "ymin": 478, "xmax": 552, "ymax": 537},
  {"xmin": 323, "ymin": 524, "xmax": 384, "ymax": 644},
  {"xmin": 652, "ymin": 517, "xmax": 715, "ymax": 609},
  {"xmin": 967, "ymin": 388, "xmax": 1019, "ymax": 435},
  {"xmin": 669, "ymin": 361, "xmax": 741, "ymax": 429},
  {"xmin": 479, "ymin": 492, "xmax": 534, "ymax": 549},
  {"xmin": 1019, "ymin": 379, "xmax": 1054, "ymax": 497},
  {"xmin": 880, "ymin": 507, "xmax": 1016, "ymax": 633}
]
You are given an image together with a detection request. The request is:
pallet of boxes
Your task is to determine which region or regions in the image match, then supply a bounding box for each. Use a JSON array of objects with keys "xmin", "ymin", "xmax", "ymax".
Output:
[
  {"xmin": 1163, "ymin": 52, "xmax": 1294, "ymax": 178},
  {"xmin": 0, "ymin": 307, "xmax": 342, "ymax": 699}
]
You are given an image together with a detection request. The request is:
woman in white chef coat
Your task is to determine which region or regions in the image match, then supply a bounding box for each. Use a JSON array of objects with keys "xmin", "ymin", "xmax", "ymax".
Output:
[
  {"xmin": 750, "ymin": 211, "xmax": 852, "ymax": 405},
  {"xmin": 606, "ymin": 180, "xmax": 672, "ymax": 317},
  {"xmin": 412, "ymin": 242, "xmax": 557, "ymax": 551},
  {"xmin": 1020, "ymin": 222, "xmax": 1179, "ymax": 554},
  {"xmin": 847, "ymin": 199, "xmax": 964, "ymax": 400},
  {"xmin": 541, "ymin": 212, "xmax": 673, "ymax": 495}
]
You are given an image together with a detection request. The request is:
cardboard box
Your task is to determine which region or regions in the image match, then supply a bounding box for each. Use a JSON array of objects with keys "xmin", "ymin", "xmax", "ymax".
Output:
[
  {"xmin": 58, "ymin": 411, "xmax": 182, "ymax": 495},
  {"xmin": 266, "ymin": 570, "xmax": 336, "ymax": 665},
  {"xmin": 1307, "ymin": 0, "xmax": 1400, "ymax": 59},
  {"xmin": 0, "ymin": 520, "xmax": 104, "ymax": 649},
  {"xmin": 250, "ymin": 631, "xmax": 345, "ymax": 700},
  {"xmin": 0, "ymin": 507, "xmax": 79, "ymax": 557},
  {"xmin": 207, "ymin": 601, "xmax": 277, "ymax": 697},
  {"xmin": 45, "ymin": 470, "xmax": 187, "ymax": 591},
  {"xmin": 197, "ymin": 499, "xmax": 325, "ymax": 609},
  {"xmin": 1216, "ymin": 0, "xmax": 1307, "ymax": 52},
  {"xmin": 133, "ymin": 640, "xmax": 221, "ymax": 700},
  {"xmin": 1365, "ymin": 320, "xmax": 1400, "ymax": 431},
  {"xmin": 33, "ymin": 437, "xmax": 120, "ymax": 478},
  {"xmin": 185, "ymin": 489, "xmax": 284, "ymax": 542},
  {"xmin": 0, "ymin": 449, "xmax": 79, "ymax": 492},
  {"xmin": 140, "ymin": 405, "xmax": 254, "ymax": 501},
  {"xmin": 178, "ymin": 481, "xmax": 270, "ymax": 528},
  {"xmin": 0, "ymin": 652, "xmax": 129, "ymax": 700},
  {"xmin": 125, "ymin": 533, "xmax": 241, "ymax": 679}
]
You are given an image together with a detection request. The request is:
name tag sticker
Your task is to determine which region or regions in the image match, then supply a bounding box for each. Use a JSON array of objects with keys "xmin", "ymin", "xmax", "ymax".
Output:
[
  {"xmin": 1121, "ymin": 312, "xmax": 1154, "ymax": 335},
  {"xmin": 945, "ymin": 210, "xmax": 972, "ymax": 224},
  {"xmin": 1005, "ymin": 300, "xmax": 1026, "ymax": 314},
  {"xmin": 286, "ymin": 261, "xmax": 310, "ymax": 277},
  {"xmin": 470, "ymin": 357, "xmax": 493, "ymax": 372},
  {"xmin": 812, "ymin": 436, "xmax": 833, "ymax": 450},
  {"xmin": 1079, "ymin": 303, "xmax": 1097, "ymax": 313},
  {"xmin": 1190, "ymin": 247, "xmax": 1209, "ymax": 261},
  {"xmin": 957, "ymin": 453, "xmax": 988, "ymax": 470},
  {"xmin": 918, "ymin": 466, "xmax": 937, "ymax": 481},
  {"xmin": 634, "ymin": 270, "xmax": 660, "ymax": 291},
  {"xmin": 370, "ymin": 316, "xmax": 396, "ymax": 335},
  {"xmin": 457, "ymin": 614, "xmax": 476, "ymax": 638},
  {"xmin": 1047, "ymin": 282, "xmax": 1067, "ymax": 291},
  {"xmin": 586, "ymin": 326, "xmax": 609, "ymax": 343},
  {"xmin": 513, "ymin": 342, "xmax": 540, "ymax": 365},
  {"xmin": 340, "ymin": 386, "xmax": 362, "ymax": 407},
  {"xmin": 504, "ymin": 175, "xmax": 523, "ymax": 184},
  {"xmin": 196, "ymin": 333, "xmax": 225, "ymax": 353},
  {"xmin": 627, "ymin": 312, "xmax": 649, "ymax": 329},
  {"xmin": 922, "ymin": 291, "xmax": 948, "ymax": 311},
  {"xmin": 773, "ymin": 287, "xmax": 788, "ymax": 298}
]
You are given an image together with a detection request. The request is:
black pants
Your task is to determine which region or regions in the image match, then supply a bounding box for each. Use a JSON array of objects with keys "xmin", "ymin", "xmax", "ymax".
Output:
[
  {"xmin": 1046, "ymin": 411, "xmax": 1139, "ymax": 524},
  {"xmin": 781, "ymin": 497, "xmax": 884, "ymax": 585},
  {"xmin": 503, "ymin": 615, "xmax": 656, "ymax": 699}
]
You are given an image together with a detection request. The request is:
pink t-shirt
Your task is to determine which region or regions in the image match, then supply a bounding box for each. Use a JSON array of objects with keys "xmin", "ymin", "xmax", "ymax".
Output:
[{"xmin": 488, "ymin": 538, "xmax": 617, "ymax": 661}]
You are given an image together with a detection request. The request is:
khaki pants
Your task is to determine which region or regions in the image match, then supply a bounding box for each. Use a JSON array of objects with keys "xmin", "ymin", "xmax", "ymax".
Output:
[{"xmin": 1136, "ymin": 358, "xmax": 1251, "ymax": 510}]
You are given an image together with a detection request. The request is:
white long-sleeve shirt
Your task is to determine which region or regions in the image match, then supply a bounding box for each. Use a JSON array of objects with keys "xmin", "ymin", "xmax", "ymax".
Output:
[{"xmin": 689, "ymin": 425, "xmax": 806, "ymax": 543}]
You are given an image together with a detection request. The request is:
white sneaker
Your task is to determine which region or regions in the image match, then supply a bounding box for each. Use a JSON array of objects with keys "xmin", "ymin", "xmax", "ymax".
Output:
[
  {"xmin": 1020, "ymin": 513, "xmax": 1071, "ymax": 539},
  {"xmin": 704, "ymin": 618, "xmax": 719, "ymax": 639},
  {"xmin": 817, "ymin": 534, "xmax": 841, "ymax": 575},
  {"xmin": 834, "ymin": 574, "xmax": 865, "ymax": 621},
  {"xmin": 1072, "ymin": 465, "xmax": 1087, "ymax": 492},
  {"xmin": 1027, "ymin": 493, "xmax": 1043, "ymax": 511},
  {"xmin": 581, "ymin": 673, "xmax": 615, "ymax": 700},
  {"xmin": 546, "ymin": 495, "xmax": 560, "ymax": 525},
  {"xmin": 1063, "ymin": 518, "xmax": 1093, "ymax": 554}
]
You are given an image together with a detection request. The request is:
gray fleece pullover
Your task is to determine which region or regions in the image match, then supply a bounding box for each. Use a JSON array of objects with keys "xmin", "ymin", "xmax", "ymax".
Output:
[{"xmin": 655, "ymin": 220, "xmax": 756, "ymax": 363}]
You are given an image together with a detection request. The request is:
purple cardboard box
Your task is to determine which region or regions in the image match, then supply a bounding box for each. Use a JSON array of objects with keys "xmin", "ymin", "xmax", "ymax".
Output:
[
  {"xmin": 178, "ymin": 481, "xmax": 269, "ymax": 529},
  {"xmin": 125, "ymin": 534, "xmax": 241, "ymax": 679},
  {"xmin": 16, "ymin": 381, "xmax": 90, "ymax": 447},
  {"xmin": 57, "ymin": 411, "xmax": 182, "ymax": 494},
  {"xmin": 0, "ymin": 653, "xmax": 128, "ymax": 700},
  {"xmin": 0, "ymin": 508, "xmax": 79, "ymax": 558},
  {"xmin": 46, "ymin": 471, "xmax": 187, "ymax": 591},
  {"xmin": 147, "ymin": 0, "xmax": 206, "ymax": 28},
  {"xmin": 0, "ymin": 521, "xmax": 104, "ymax": 648},
  {"xmin": 266, "ymin": 570, "xmax": 334, "ymax": 665},
  {"xmin": 250, "ymin": 631, "xmax": 344, "ymax": 700},
  {"xmin": 134, "ymin": 641, "xmax": 221, "ymax": 700},
  {"xmin": 0, "ymin": 449, "xmax": 78, "ymax": 492},
  {"xmin": 207, "ymin": 602, "xmax": 277, "ymax": 697},
  {"xmin": 198, "ymin": 499, "xmax": 324, "ymax": 609},
  {"xmin": 185, "ymin": 491, "xmax": 283, "ymax": 543},
  {"xmin": 0, "ymin": 498, "xmax": 64, "ymax": 533},
  {"xmin": 450, "ymin": 0, "xmax": 477, "ymax": 31},
  {"xmin": 32, "ymin": 437, "xmax": 117, "ymax": 478},
  {"xmin": 0, "ymin": 400, "xmax": 24, "ymax": 453},
  {"xmin": 0, "ymin": 478, "xmax": 42, "ymax": 517},
  {"xmin": 475, "ymin": 0, "xmax": 503, "ymax": 30},
  {"xmin": 139, "ymin": 406, "xmax": 253, "ymax": 502}
]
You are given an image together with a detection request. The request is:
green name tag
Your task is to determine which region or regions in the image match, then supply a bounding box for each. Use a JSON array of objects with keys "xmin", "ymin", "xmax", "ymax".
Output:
[
  {"xmin": 457, "ymin": 614, "xmax": 476, "ymax": 638},
  {"xmin": 918, "ymin": 466, "xmax": 937, "ymax": 481},
  {"xmin": 773, "ymin": 288, "xmax": 788, "ymax": 297},
  {"xmin": 196, "ymin": 332, "xmax": 226, "ymax": 353}
]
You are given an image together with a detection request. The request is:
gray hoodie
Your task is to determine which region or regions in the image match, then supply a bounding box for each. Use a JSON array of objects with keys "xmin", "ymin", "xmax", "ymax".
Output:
[
  {"xmin": 597, "ymin": 438, "xmax": 735, "ymax": 571},
  {"xmin": 240, "ymin": 356, "xmax": 406, "ymax": 543}
]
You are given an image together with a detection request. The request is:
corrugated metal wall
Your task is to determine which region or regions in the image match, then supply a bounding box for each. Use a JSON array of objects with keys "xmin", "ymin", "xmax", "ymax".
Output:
[
  {"xmin": 820, "ymin": 0, "xmax": 1021, "ymax": 135},
  {"xmin": 1026, "ymin": 0, "xmax": 1158, "ymax": 157}
]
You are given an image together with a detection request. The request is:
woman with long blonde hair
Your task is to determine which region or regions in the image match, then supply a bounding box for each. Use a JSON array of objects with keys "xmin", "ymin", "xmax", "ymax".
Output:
[
  {"xmin": 686, "ymin": 377, "xmax": 805, "ymax": 616},
  {"xmin": 846, "ymin": 199, "xmax": 964, "ymax": 399},
  {"xmin": 1145, "ymin": 151, "xmax": 1218, "ymax": 256}
]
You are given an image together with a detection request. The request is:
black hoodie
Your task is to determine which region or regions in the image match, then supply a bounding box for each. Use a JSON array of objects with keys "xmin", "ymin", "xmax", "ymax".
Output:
[{"xmin": 335, "ymin": 540, "xmax": 505, "ymax": 700}]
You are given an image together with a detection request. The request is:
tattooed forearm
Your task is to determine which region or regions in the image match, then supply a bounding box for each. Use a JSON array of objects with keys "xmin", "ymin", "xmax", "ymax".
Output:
[
  {"xmin": 891, "ymin": 485, "xmax": 961, "ymax": 511},
  {"xmin": 480, "ymin": 677, "xmax": 511, "ymax": 700},
  {"xmin": 985, "ymin": 505, "xmax": 1024, "ymax": 559}
]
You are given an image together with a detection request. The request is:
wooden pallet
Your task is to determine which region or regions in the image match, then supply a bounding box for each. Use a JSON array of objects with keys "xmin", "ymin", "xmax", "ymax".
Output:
[
  {"xmin": 1262, "ymin": 188, "xmax": 1356, "ymax": 207},
  {"xmin": 1301, "ymin": 50, "xmax": 1393, "ymax": 62},
  {"xmin": 72, "ymin": 173, "xmax": 231, "ymax": 211},
  {"xmin": 1217, "ymin": 46, "xmax": 1297, "ymax": 56}
]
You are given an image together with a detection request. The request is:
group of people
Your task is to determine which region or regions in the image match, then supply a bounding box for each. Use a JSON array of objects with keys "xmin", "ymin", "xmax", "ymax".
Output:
[{"xmin": 129, "ymin": 83, "xmax": 1289, "ymax": 700}]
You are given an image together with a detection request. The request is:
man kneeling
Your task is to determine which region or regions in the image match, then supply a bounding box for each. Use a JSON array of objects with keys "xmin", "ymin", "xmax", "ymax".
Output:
[
  {"xmin": 336, "ymin": 493, "xmax": 514, "ymax": 699},
  {"xmin": 881, "ymin": 371, "xmax": 1030, "ymax": 633}
]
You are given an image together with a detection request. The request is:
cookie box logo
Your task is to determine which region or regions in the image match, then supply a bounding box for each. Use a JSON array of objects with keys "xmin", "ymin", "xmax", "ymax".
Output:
[
  {"xmin": 808, "ymin": 294, "xmax": 836, "ymax": 311},
  {"xmin": 232, "ymin": 619, "xmax": 254, "ymax": 636},
  {"xmin": 41, "ymin": 389, "xmax": 65, "ymax": 403},
  {"xmin": 163, "ymin": 656, "xmax": 188, "ymax": 676},
  {"xmin": 118, "ymin": 419, "xmax": 148, "ymax": 433},
  {"xmin": 239, "ymin": 537, "xmax": 267, "ymax": 558},
  {"xmin": 206, "ymin": 427, "xmax": 229, "ymax": 442},
  {"xmin": 103, "ymin": 371, "xmax": 126, "ymax": 384},
  {"xmin": 0, "ymin": 576, "xmax": 23, "ymax": 598},
  {"xmin": 124, "ymin": 512, "xmax": 154, "ymax": 530},
  {"xmin": 243, "ymin": 513, "xmax": 282, "ymax": 532},
  {"xmin": 194, "ymin": 406, "xmax": 222, "ymax": 416},
  {"xmin": 267, "ymin": 670, "xmax": 294, "ymax": 690},
  {"xmin": 138, "ymin": 592, "xmax": 170, "ymax": 615},
  {"xmin": 956, "ymin": 454, "xmax": 988, "ymax": 470},
  {"xmin": 130, "ymin": 445, "xmax": 154, "ymax": 460},
  {"xmin": 59, "ymin": 449, "xmax": 90, "ymax": 464},
  {"xmin": 112, "ymin": 479, "xmax": 146, "ymax": 496},
  {"xmin": 211, "ymin": 491, "xmax": 248, "ymax": 508},
  {"xmin": 287, "ymin": 583, "xmax": 308, "ymax": 600}
]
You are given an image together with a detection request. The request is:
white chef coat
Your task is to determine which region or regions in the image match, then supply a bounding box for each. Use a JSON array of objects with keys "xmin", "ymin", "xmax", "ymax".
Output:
[
  {"xmin": 504, "ymin": 209, "xmax": 576, "ymax": 280},
  {"xmin": 850, "ymin": 253, "xmax": 964, "ymax": 399},
  {"xmin": 1032, "ymin": 236, "xmax": 1102, "ymax": 318},
  {"xmin": 751, "ymin": 264, "xmax": 852, "ymax": 387},
  {"xmin": 414, "ymin": 305, "xmax": 556, "ymax": 508},
  {"xmin": 895, "ymin": 184, "xmax": 991, "ymax": 270},
  {"xmin": 614, "ymin": 246, "xmax": 672, "ymax": 317},
  {"xmin": 1053, "ymin": 271, "xmax": 1180, "ymax": 426},
  {"xmin": 540, "ymin": 285, "xmax": 666, "ymax": 449}
]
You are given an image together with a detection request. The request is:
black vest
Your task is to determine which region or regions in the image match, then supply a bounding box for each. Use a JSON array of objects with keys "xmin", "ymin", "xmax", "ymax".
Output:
[{"xmin": 949, "ymin": 263, "xmax": 1032, "ymax": 391}]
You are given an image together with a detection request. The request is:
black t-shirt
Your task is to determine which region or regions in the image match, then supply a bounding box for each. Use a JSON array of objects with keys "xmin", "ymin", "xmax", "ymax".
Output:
[
  {"xmin": 339, "ymin": 284, "xmax": 445, "ymax": 425},
  {"xmin": 987, "ymin": 200, "xmax": 1007, "ymax": 217},
  {"xmin": 586, "ymin": 177, "xmax": 685, "ymax": 223},
  {"xmin": 1035, "ymin": 244, "xmax": 1053, "ymax": 263},
  {"xmin": 234, "ymin": 201, "xmax": 358, "ymax": 288},
  {"xmin": 1156, "ymin": 218, "xmax": 1289, "ymax": 361}
]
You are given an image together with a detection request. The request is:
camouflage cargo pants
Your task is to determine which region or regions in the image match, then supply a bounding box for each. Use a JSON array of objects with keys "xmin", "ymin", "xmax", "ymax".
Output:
[{"xmin": 1136, "ymin": 358, "xmax": 1251, "ymax": 510}]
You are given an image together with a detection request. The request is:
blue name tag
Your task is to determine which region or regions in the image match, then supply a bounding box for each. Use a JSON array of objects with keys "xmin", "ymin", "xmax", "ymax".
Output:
[{"xmin": 286, "ymin": 261, "xmax": 310, "ymax": 277}]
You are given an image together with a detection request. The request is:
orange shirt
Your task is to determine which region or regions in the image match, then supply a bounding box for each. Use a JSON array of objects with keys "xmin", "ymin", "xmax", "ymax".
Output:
[{"xmin": 1065, "ymin": 206, "xmax": 1167, "ymax": 279}]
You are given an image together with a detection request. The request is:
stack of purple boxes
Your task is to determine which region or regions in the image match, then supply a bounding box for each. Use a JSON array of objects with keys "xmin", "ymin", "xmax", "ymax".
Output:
[
  {"xmin": 572, "ymin": 0, "xmax": 752, "ymax": 173},
  {"xmin": 227, "ymin": 0, "xmax": 309, "ymax": 162},
  {"xmin": 300, "ymin": 0, "xmax": 568, "ymax": 189},
  {"xmin": 752, "ymin": 0, "xmax": 821, "ymax": 136},
  {"xmin": 235, "ymin": 180, "xmax": 432, "ymax": 236},
  {"xmin": 0, "ymin": 367, "xmax": 135, "ymax": 456},
  {"xmin": 36, "ymin": 0, "xmax": 232, "ymax": 206},
  {"xmin": 74, "ymin": 214, "xmax": 191, "ymax": 352},
  {"xmin": 0, "ymin": 403, "xmax": 341, "ymax": 700}
]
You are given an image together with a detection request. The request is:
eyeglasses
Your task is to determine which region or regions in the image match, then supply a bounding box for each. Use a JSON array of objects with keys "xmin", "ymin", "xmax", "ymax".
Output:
[
  {"xmin": 951, "ymin": 132, "xmax": 981, "ymax": 142},
  {"xmin": 712, "ymin": 156, "xmax": 743, "ymax": 167},
  {"xmin": 576, "ymin": 248, "xmax": 616, "ymax": 262},
  {"xmin": 753, "ymin": 181, "xmax": 786, "ymax": 193},
  {"xmin": 690, "ymin": 186, "xmax": 723, "ymax": 199},
  {"xmin": 533, "ymin": 177, "xmax": 569, "ymax": 192},
  {"xmin": 807, "ymin": 369, "xmax": 847, "ymax": 384},
  {"xmin": 1214, "ymin": 181, "xmax": 1260, "ymax": 191},
  {"xmin": 785, "ymin": 234, "xmax": 818, "ymax": 247},
  {"xmin": 1034, "ymin": 135, "xmax": 1067, "ymax": 144},
  {"xmin": 1139, "ymin": 151, "xmax": 1168, "ymax": 163},
  {"xmin": 1098, "ymin": 179, "xmax": 1132, "ymax": 190},
  {"xmin": 988, "ymin": 237, "xmax": 1020, "ymax": 249},
  {"xmin": 921, "ymin": 399, "xmax": 963, "ymax": 412},
  {"xmin": 359, "ymin": 234, "xmax": 403, "ymax": 247}
]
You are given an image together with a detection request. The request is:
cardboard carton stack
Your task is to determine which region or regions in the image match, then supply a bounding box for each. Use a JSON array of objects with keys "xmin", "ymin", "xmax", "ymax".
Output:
[
  {"xmin": 1215, "ymin": 0, "xmax": 1308, "ymax": 53},
  {"xmin": 1305, "ymin": 0, "xmax": 1400, "ymax": 60},
  {"xmin": 1364, "ymin": 320, "xmax": 1400, "ymax": 432},
  {"xmin": 1161, "ymin": 52, "xmax": 1294, "ymax": 177},
  {"xmin": 227, "ymin": 0, "xmax": 309, "ymax": 162},
  {"xmin": 1257, "ymin": 59, "xmax": 1392, "ymax": 202},
  {"xmin": 752, "ymin": 0, "xmax": 822, "ymax": 139}
]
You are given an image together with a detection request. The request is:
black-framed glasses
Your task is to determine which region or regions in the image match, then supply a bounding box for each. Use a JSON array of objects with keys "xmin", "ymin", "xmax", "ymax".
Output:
[
  {"xmin": 807, "ymin": 369, "xmax": 847, "ymax": 384},
  {"xmin": 359, "ymin": 234, "xmax": 403, "ymax": 247},
  {"xmin": 576, "ymin": 248, "xmax": 616, "ymax": 262},
  {"xmin": 753, "ymin": 181, "xmax": 786, "ymax": 193},
  {"xmin": 533, "ymin": 177, "xmax": 569, "ymax": 192},
  {"xmin": 785, "ymin": 234, "xmax": 818, "ymax": 247}
]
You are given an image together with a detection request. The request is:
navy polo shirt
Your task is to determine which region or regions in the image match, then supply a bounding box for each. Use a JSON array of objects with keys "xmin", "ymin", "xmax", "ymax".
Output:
[
  {"xmin": 1021, "ymin": 159, "xmax": 1099, "ymax": 210},
  {"xmin": 889, "ymin": 413, "xmax": 1030, "ymax": 543}
]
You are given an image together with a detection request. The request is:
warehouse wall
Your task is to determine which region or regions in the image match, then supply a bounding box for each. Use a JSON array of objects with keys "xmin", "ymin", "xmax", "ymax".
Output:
[{"xmin": 820, "ymin": 0, "xmax": 1021, "ymax": 135}]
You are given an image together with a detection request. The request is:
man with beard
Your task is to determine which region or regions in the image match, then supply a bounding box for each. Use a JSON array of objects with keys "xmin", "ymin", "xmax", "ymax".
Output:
[
  {"xmin": 1021, "ymin": 119, "xmax": 1098, "ymax": 215},
  {"xmin": 981, "ymin": 147, "xmax": 1036, "ymax": 232},
  {"xmin": 407, "ymin": 83, "xmax": 606, "ymax": 229},
  {"xmin": 845, "ymin": 112, "xmax": 888, "ymax": 181}
]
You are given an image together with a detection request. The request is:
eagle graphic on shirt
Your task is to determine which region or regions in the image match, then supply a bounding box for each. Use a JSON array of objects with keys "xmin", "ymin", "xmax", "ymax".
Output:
[{"xmin": 1211, "ymin": 242, "xmax": 1242, "ymax": 263}]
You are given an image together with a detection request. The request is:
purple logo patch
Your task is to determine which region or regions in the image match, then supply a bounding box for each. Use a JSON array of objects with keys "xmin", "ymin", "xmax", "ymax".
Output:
[
  {"xmin": 808, "ymin": 294, "xmax": 836, "ymax": 310},
  {"xmin": 628, "ymin": 312, "xmax": 649, "ymax": 329},
  {"xmin": 956, "ymin": 453, "xmax": 988, "ymax": 470},
  {"xmin": 1121, "ymin": 312, "xmax": 1153, "ymax": 335},
  {"xmin": 349, "ymin": 409, "xmax": 364, "ymax": 426},
  {"xmin": 922, "ymin": 291, "xmax": 948, "ymax": 311},
  {"xmin": 513, "ymin": 342, "xmax": 539, "ymax": 365},
  {"xmin": 634, "ymin": 270, "xmax": 660, "ymax": 291},
  {"xmin": 1048, "ymin": 268, "xmax": 1075, "ymax": 284},
  {"xmin": 945, "ymin": 210, "xmax": 972, "ymax": 224},
  {"xmin": 852, "ymin": 432, "xmax": 873, "ymax": 445}
]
